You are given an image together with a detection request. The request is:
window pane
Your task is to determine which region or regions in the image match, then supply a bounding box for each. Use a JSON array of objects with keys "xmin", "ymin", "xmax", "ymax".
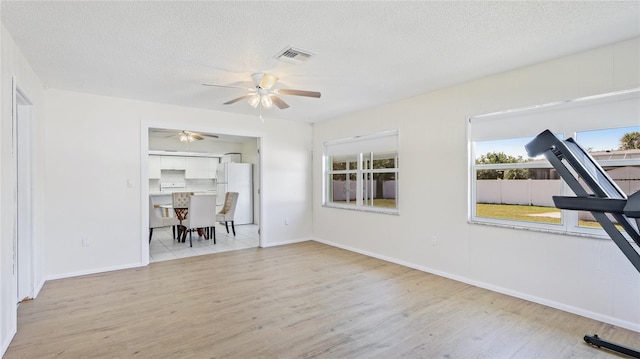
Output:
[
  {"xmin": 475, "ymin": 203, "xmax": 561, "ymax": 224},
  {"xmin": 475, "ymin": 136, "xmax": 537, "ymax": 161},
  {"xmin": 475, "ymin": 166, "xmax": 562, "ymax": 224},
  {"xmin": 330, "ymin": 174, "xmax": 356, "ymax": 205},
  {"xmin": 575, "ymin": 126, "xmax": 640, "ymax": 230},
  {"xmin": 476, "ymin": 168, "xmax": 534, "ymax": 180},
  {"xmin": 576, "ymin": 126, "xmax": 640, "ymax": 152},
  {"xmin": 323, "ymin": 131, "xmax": 399, "ymax": 214},
  {"xmin": 331, "ymin": 154, "xmax": 358, "ymax": 171},
  {"xmin": 372, "ymin": 152, "xmax": 397, "ymax": 169},
  {"xmin": 364, "ymin": 151, "xmax": 398, "ymax": 209},
  {"xmin": 372, "ymin": 171, "xmax": 397, "ymax": 209},
  {"xmin": 332, "ymin": 160, "xmax": 346, "ymax": 172},
  {"xmin": 474, "ymin": 136, "xmax": 563, "ymax": 224}
]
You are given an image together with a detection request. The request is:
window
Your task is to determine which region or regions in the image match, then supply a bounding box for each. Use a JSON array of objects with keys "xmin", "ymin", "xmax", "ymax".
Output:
[
  {"xmin": 473, "ymin": 136, "xmax": 563, "ymax": 227},
  {"xmin": 469, "ymin": 89, "xmax": 640, "ymax": 238},
  {"xmin": 574, "ymin": 127, "xmax": 640, "ymax": 232},
  {"xmin": 323, "ymin": 130, "xmax": 399, "ymax": 214}
]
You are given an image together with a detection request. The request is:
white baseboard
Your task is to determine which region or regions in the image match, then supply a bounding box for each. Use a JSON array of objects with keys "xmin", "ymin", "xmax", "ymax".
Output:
[
  {"xmin": 311, "ymin": 237, "xmax": 640, "ymax": 333},
  {"xmin": 45, "ymin": 262, "xmax": 145, "ymax": 281},
  {"xmin": 261, "ymin": 237, "xmax": 311, "ymax": 248},
  {"xmin": 0, "ymin": 327, "xmax": 16, "ymax": 359},
  {"xmin": 33, "ymin": 277, "xmax": 46, "ymax": 298},
  {"xmin": 43, "ymin": 238, "xmax": 310, "ymax": 280}
]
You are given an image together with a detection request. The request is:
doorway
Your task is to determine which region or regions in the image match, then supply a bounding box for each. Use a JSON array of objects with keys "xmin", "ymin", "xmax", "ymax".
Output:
[
  {"xmin": 14, "ymin": 83, "xmax": 34, "ymax": 302},
  {"xmin": 146, "ymin": 128, "xmax": 261, "ymax": 262}
]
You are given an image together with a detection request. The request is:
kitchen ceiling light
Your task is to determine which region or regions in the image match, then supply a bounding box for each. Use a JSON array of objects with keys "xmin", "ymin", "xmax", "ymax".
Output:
[{"xmin": 179, "ymin": 132, "xmax": 195, "ymax": 142}]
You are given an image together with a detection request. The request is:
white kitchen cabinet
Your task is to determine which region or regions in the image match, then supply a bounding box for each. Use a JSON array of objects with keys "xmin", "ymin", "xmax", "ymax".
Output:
[
  {"xmin": 185, "ymin": 157, "xmax": 218, "ymax": 179},
  {"xmin": 160, "ymin": 155, "xmax": 186, "ymax": 170},
  {"xmin": 185, "ymin": 157, "xmax": 205, "ymax": 178},
  {"xmin": 149, "ymin": 155, "xmax": 162, "ymax": 179},
  {"xmin": 222, "ymin": 153, "xmax": 242, "ymax": 163}
]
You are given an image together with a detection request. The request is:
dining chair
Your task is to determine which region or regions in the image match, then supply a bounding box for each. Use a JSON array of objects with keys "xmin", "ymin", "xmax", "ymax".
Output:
[
  {"xmin": 172, "ymin": 192, "xmax": 193, "ymax": 241},
  {"xmin": 217, "ymin": 192, "xmax": 239, "ymax": 236},
  {"xmin": 172, "ymin": 191, "xmax": 191, "ymax": 209},
  {"xmin": 149, "ymin": 197, "xmax": 180, "ymax": 243},
  {"xmin": 181, "ymin": 194, "xmax": 217, "ymax": 247}
]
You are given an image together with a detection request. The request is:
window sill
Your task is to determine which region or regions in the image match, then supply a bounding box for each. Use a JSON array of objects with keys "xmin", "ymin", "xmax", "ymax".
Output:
[{"xmin": 468, "ymin": 217, "xmax": 621, "ymax": 241}]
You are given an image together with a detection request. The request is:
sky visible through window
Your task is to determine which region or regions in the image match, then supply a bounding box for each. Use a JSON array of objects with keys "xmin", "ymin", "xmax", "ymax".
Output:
[
  {"xmin": 474, "ymin": 126, "xmax": 639, "ymax": 160},
  {"xmin": 577, "ymin": 126, "xmax": 639, "ymax": 152},
  {"xmin": 475, "ymin": 136, "xmax": 548, "ymax": 160}
]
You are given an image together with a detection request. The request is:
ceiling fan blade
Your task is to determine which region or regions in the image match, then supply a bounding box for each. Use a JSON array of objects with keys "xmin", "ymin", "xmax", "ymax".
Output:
[
  {"xmin": 270, "ymin": 95, "xmax": 290, "ymax": 109},
  {"xmin": 202, "ymin": 83, "xmax": 253, "ymax": 91},
  {"xmin": 184, "ymin": 131, "xmax": 219, "ymax": 140},
  {"xmin": 275, "ymin": 89, "xmax": 321, "ymax": 98},
  {"xmin": 151, "ymin": 129, "xmax": 179, "ymax": 133},
  {"xmin": 150, "ymin": 129, "xmax": 182, "ymax": 138},
  {"xmin": 223, "ymin": 94, "xmax": 254, "ymax": 105}
]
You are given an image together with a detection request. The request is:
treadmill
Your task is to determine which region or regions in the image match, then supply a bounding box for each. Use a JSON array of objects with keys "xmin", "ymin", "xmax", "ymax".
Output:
[{"xmin": 525, "ymin": 129, "xmax": 640, "ymax": 358}]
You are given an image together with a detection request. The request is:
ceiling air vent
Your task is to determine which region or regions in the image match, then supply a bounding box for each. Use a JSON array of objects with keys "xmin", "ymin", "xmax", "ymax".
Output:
[{"xmin": 274, "ymin": 46, "xmax": 315, "ymax": 64}]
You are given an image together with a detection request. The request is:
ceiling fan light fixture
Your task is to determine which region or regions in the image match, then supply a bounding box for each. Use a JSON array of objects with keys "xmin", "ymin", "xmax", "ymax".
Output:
[
  {"xmin": 259, "ymin": 74, "xmax": 278, "ymax": 89},
  {"xmin": 248, "ymin": 94, "xmax": 260, "ymax": 108},
  {"xmin": 179, "ymin": 131, "xmax": 195, "ymax": 142},
  {"xmin": 210, "ymin": 72, "xmax": 320, "ymax": 117},
  {"xmin": 261, "ymin": 95, "xmax": 273, "ymax": 109}
]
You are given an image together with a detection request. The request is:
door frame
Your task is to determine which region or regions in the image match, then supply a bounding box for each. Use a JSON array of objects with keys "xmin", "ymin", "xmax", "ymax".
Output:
[
  {"xmin": 139, "ymin": 120, "xmax": 264, "ymax": 265},
  {"xmin": 12, "ymin": 77, "xmax": 35, "ymax": 302}
]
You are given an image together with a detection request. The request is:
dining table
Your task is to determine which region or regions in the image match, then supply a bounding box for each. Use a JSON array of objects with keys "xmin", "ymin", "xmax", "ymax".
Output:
[{"xmin": 159, "ymin": 203, "xmax": 187, "ymax": 220}]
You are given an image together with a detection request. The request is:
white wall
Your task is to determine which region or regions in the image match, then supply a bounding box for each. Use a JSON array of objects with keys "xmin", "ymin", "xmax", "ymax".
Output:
[
  {"xmin": 0, "ymin": 25, "xmax": 46, "ymax": 355},
  {"xmin": 43, "ymin": 89, "xmax": 313, "ymax": 278},
  {"xmin": 312, "ymin": 38, "xmax": 640, "ymax": 331}
]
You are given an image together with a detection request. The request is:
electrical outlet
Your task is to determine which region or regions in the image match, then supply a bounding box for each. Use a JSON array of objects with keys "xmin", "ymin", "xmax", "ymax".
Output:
[
  {"xmin": 82, "ymin": 236, "xmax": 90, "ymax": 247},
  {"xmin": 284, "ymin": 217, "xmax": 289, "ymax": 225},
  {"xmin": 431, "ymin": 235, "xmax": 437, "ymax": 246}
]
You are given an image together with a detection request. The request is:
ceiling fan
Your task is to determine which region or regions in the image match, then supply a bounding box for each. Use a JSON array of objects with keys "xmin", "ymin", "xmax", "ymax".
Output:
[
  {"xmin": 152, "ymin": 129, "xmax": 219, "ymax": 142},
  {"xmin": 203, "ymin": 72, "xmax": 321, "ymax": 113}
]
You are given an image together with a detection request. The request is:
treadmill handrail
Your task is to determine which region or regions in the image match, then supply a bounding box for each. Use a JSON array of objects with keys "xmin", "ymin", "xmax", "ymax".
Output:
[
  {"xmin": 525, "ymin": 130, "xmax": 626, "ymax": 200},
  {"xmin": 526, "ymin": 130, "xmax": 640, "ymax": 272}
]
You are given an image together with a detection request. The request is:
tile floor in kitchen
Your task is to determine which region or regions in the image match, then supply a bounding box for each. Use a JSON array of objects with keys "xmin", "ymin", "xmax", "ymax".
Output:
[{"xmin": 149, "ymin": 223, "xmax": 260, "ymax": 263}]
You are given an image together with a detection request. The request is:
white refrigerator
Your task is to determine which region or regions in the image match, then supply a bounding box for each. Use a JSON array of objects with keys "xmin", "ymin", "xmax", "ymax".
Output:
[{"xmin": 216, "ymin": 163, "xmax": 253, "ymax": 225}]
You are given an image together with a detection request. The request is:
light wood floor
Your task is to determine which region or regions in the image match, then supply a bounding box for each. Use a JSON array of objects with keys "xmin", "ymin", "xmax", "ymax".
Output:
[{"xmin": 5, "ymin": 241, "xmax": 639, "ymax": 358}]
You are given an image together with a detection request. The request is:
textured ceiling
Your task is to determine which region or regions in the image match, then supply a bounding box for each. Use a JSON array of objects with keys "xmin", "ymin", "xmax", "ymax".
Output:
[{"xmin": 2, "ymin": 1, "xmax": 639, "ymax": 123}]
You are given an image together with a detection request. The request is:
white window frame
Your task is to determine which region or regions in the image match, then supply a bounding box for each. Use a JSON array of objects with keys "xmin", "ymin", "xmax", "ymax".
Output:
[
  {"xmin": 468, "ymin": 88, "xmax": 640, "ymax": 239},
  {"xmin": 323, "ymin": 130, "xmax": 399, "ymax": 214}
]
